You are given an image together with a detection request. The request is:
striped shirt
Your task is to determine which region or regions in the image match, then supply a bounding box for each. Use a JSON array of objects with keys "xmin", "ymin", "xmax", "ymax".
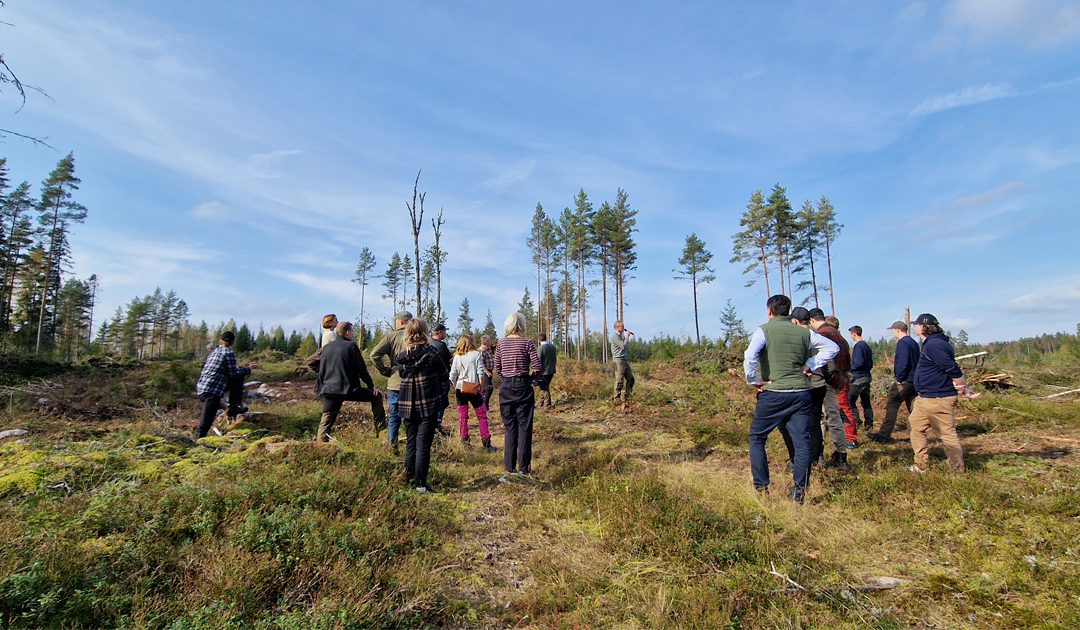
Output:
[{"xmin": 493, "ymin": 336, "xmax": 540, "ymax": 378}]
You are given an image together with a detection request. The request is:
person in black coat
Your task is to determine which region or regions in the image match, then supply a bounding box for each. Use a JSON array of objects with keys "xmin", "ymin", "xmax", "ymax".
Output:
[{"xmin": 316, "ymin": 321, "xmax": 386, "ymax": 442}]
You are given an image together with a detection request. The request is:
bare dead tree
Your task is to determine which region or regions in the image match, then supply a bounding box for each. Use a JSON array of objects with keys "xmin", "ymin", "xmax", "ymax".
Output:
[
  {"xmin": 0, "ymin": 3, "xmax": 52, "ymax": 147},
  {"xmin": 406, "ymin": 171, "xmax": 425, "ymax": 314},
  {"xmin": 430, "ymin": 208, "xmax": 446, "ymax": 322}
]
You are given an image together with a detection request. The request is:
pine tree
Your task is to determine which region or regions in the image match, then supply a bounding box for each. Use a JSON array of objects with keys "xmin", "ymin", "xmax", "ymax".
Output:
[
  {"xmin": 674, "ymin": 233, "xmax": 716, "ymax": 343},
  {"xmin": 815, "ymin": 195, "xmax": 843, "ymax": 315},
  {"xmin": 570, "ymin": 189, "xmax": 594, "ymax": 359},
  {"xmin": 480, "ymin": 310, "xmax": 498, "ymax": 342},
  {"xmin": 0, "ymin": 181, "xmax": 36, "ymax": 335},
  {"xmin": 35, "ymin": 153, "xmax": 87, "ymax": 354},
  {"xmin": 382, "ymin": 252, "xmax": 402, "ymax": 312},
  {"xmin": 731, "ymin": 189, "xmax": 773, "ymax": 298},
  {"xmin": 793, "ymin": 199, "xmax": 823, "ymax": 308},
  {"xmin": 766, "ymin": 183, "xmax": 796, "ymax": 298},
  {"xmin": 719, "ymin": 299, "xmax": 749, "ymax": 350},
  {"xmin": 609, "ymin": 188, "xmax": 638, "ymax": 323},
  {"xmin": 518, "ymin": 287, "xmax": 536, "ymax": 339},
  {"xmin": 353, "ymin": 247, "xmax": 377, "ymax": 345},
  {"xmin": 591, "ymin": 200, "xmax": 617, "ymax": 361},
  {"xmin": 457, "ymin": 298, "xmax": 474, "ymax": 336}
]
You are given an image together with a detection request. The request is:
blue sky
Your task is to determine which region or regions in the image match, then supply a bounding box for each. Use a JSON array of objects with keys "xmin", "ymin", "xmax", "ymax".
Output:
[{"xmin": 2, "ymin": 0, "xmax": 1078, "ymax": 343}]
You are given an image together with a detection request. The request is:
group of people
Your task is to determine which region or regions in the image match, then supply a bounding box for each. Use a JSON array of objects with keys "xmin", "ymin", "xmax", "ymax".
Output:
[{"xmin": 744, "ymin": 294, "xmax": 978, "ymax": 503}]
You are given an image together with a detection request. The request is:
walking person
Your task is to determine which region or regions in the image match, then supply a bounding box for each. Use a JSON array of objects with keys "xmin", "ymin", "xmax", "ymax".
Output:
[
  {"xmin": 431, "ymin": 323, "xmax": 454, "ymax": 435},
  {"xmin": 370, "ymin": 311, "xmax": 412, "ymax": 455},
  {"xmin": 315, "ymin": 321, "xmax": 386, "ymax": 442},
  {"xmin": 536, "ymin": 332, "xmax": 557, "ymax": 409},
  {"xmin": 868, "ymin": 321, "xmax": 920, "ymax": 443},
  {"xmin": 808, "ymin": 309, "xmax": 853, "ymax": 465},
  {"xmin": 744, "ymin": 295, "xmax": 838, "ymax": 503},
  {"xmin": 847, "ymin": 325, "xmax": 875, "ymax": 432},
  {"xmin": 320, "ymin": 314, "xmax": 338, "ymax": 347},
  {"xmin": 395, "ymin": 318, "xmax": 449, "ymax": 493},
  {"xmin": 907, "ymin": 314, "xmax": 977, "ymax": 473},
  {"xmin": 193, "ymin": 330, "xmax": 256, "ymax": 439},
  {"xmin": 479, "ymin": 335, "xmax": 495, "ymax": 410},
  {"xmin": 449, "ymin": 334, "xmax": 494, "ymax": 450},
  {"xmin": 610, "ymin": 321, "xmax": 635, "ymax": 409},
  {"xmin": 494, "ymin": 313, "xmax": 541, "ymax": 477}
]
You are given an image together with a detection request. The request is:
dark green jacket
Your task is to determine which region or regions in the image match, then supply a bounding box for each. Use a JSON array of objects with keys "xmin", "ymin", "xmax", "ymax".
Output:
[
  {"xmin": 760, "ymin": 317, "xmax": 812, "ymax": 391},
  {"xmin": 538, "ymin": 342, "xmax": 557, "ymax": 375}
]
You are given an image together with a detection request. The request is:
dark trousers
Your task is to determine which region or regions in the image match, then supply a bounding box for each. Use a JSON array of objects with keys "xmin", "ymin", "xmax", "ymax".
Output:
[
  {"xmin": 499, "ymin": 378, "xmax": 535, "ymax": 473},
  {"xmin": 403, "ymin": 414, "xmax": 438, "ymax": 489},
  {"xmin": 779, "ymin": 386, "xmax": 826, "ymax": 463},
  {"xmin": 848, "ymin": 375, "xmax": 874, "ymax": 428},
  {"xmin": 878, "ymin": 381, "xmax": 917, "ymax": 437},
  {"xmin": 194, "ymin": 375, "xmax": 245, "ymax": 438},
  {"xmin": 318, "ymin": 389, "xmax": 386, "ymax": 442},
  {"xmin": 749, "ymin": 389, "xmax": 813, "ymax": 490},
  {"xmin": 482, "ymin": 376, "xmax": 493, "ymax": 409},
  {"xmin": 437, "ymin": 381, "xmax": 451, "ymax": 422}
]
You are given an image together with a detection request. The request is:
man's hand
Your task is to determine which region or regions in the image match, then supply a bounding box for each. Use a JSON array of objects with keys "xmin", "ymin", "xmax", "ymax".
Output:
[
  {"xmin": 753, "ymin": 380, "xmax": 772, "ymax": 391},
  {"xmin": 802, "ymin": 365, "xmax": 813, "ymax": 378},
  {"xmin": 248, "ymin": 362, "xmax": 259, "ymax": 370},
  {"xmin": 372, "ymin": 387, "xmax": 382, "ymax": 398}
]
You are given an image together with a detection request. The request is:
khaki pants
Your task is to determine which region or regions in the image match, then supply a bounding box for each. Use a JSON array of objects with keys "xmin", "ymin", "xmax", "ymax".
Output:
[
  {"xmin": 908, "ymin": 395, "xmax": 964, "ymax": 472},
  {"xmin": 613, "ymin": 359, "xmax": 635, "ymax": 402}
]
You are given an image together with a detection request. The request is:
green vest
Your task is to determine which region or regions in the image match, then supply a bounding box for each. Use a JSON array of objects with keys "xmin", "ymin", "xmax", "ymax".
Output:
[{"xmin": 759, "ymin": 317, "xmax": 812, "ymax": 391}]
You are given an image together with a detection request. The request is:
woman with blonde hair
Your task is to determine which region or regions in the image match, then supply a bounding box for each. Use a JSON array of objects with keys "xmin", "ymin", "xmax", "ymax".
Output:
[
  {"xmin": 448, "ymin": 334, "xmax": 493, "ymax": 450},
  {"xmin": 493, "ymin": 312, "xmax": 540, "ymax": 476},
  {"xmin": 394, "ymin": 318, "xmax": 448, "ymax": 492}
]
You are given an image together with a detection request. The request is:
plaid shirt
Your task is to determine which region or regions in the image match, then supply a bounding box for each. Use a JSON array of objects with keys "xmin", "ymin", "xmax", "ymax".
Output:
[
  {"xmin": 480, "ymin": 347, "xmax": 494, "ymax": 376},
  {"xmin": 196, "ymin": 344, "xmax": 250, "ymax": 397},
  {"xmin": 396, "ymin": 345, "xmax": 450, "ymax": 419},
  {"xmin": 493, "ymin": 336, "xmax": 540, "ymax": 378}
]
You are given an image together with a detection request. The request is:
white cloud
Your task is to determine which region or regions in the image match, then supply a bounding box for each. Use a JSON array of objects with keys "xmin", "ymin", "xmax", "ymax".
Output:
[
  {"xmin": 188, "ymin": 201, "xmax": 232, "ymax": 222},
  {"xmin": 1001, "ymin": 280, "xmax": 1080, "ymax": 313},
  {"xmin": 481, "ymin": 159, "xmax": 537, "ymax": 189},
  {"xmin": 273, "ymin": 271, "xmax": 357, "ymax": 298},
  {"xmin": 245, "ymin": 150, "xmax": 303, "ymax": 179},
  {"xmin": 948, "ymin": 0, "xmax": 1080, "ymax": 45},
  {"xmin": 948, "ymin": 181, "xmax": 1025, "ymax": 208},
  {"xmin": 910, "ymin": 83, "xmax": 1018, "ymax": 116}
]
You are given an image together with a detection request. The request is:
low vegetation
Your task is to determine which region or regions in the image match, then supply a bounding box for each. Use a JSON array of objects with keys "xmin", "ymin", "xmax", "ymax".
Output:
[{"xmin": 1, "ymin": 346, "xmax": 1079, "ymax": 628}]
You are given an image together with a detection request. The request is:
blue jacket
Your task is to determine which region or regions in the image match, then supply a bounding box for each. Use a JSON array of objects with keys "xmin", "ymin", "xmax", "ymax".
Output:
[
  {"xmin": 850, "ymin": 340, "xmax": 873, "ymax": 378},
  {"xmin": 913, "ymin": 333, "xmax": 963, "ymax": 398},
  {"xmin": 893, "ymin": 335, "xmax": 921, "ymax": 383}
]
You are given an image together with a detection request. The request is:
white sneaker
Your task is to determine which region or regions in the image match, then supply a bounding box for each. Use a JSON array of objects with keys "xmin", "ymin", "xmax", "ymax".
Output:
[
  {"xmin": 907, "ymin": 465, "xmax": 925, "ymax": 473},
  {"xmin": 414, "ymin": 487, "xmax": 429, "ymax": 494},
  {"xmin": 498, "ymin": 475, "xmax": 509, "ymax": 483}
]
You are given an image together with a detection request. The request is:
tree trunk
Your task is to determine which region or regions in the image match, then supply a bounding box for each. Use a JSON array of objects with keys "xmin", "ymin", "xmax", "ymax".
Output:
[
  {"xmin": 825, "ymin": 235, "xmax": 835, "ymax": 316},
  {"xmin": 36, "ymin": 202, "xmax": 63, "ymax": 355},
  {"xmin": 359, "ymin": 279, "xmax": 367, "ymax": 347},
  {"xmin": 601, "ymin": 258, "xmax": 608, "ymax": 363},
  {"xmin": 758, "ymin": 242, "xmax": 771, "ymax": 298},
  {"xmin": 692, "ymin": 271, "xmax": 700, "ymax": 343}
]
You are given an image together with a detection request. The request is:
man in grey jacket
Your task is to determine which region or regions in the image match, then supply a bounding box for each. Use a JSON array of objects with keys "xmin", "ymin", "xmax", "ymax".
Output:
[
  {"xmin": 316, "ymin": 322, "xmax": 385, "ymax": 443},
  {"xmin": 611, "ymin": 321, "xmax": 635, "ymax": 409}
]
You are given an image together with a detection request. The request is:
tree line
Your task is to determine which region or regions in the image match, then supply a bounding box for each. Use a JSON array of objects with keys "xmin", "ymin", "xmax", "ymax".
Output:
[{"xmin": 0, "ymin": 154, "xmax": 94, "ymax": 358}]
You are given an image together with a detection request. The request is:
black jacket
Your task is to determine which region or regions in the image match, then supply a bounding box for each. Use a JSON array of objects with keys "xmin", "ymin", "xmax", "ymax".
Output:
[{"xmin": 317, "ymin": 338, "xmax": 375, "ymax": 397}]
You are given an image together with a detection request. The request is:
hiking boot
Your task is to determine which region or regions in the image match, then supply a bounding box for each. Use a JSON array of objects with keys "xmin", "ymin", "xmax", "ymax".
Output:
[
  {"xmin": 461, "ymin": 434, "xmax": 471, "ymax": 444},
  {"xmin": 788, "ymin": 485, "xmax": 805, "ymax": 504},
  {"xmin": 847, "ymin": 440, "xmax": 859, "ymax": 449},
  {"xmin": 436, "ymin": 424, "xmax": 452, "ymax": 436},
  {"xmin": 823, "ymin": 452, "xmax": 848, "ymax": 469},
  {"xmin": 226, "ymin": 402, "xmax": 249, "ymax": 418},
  {"xmin": 867, "ymin": 432, "xmax": 893, "ymax": 444},
  {"xmin": 482, "ymin": 437, "xmax": 494, "ymax": 451}
]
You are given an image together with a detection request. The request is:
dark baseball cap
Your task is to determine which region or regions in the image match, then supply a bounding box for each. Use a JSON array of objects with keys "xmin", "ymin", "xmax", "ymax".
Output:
[
  {"xmin": 393, "ymin": 310, "xmax": 413, "ymax": 321},
  {"xmin": 220, "ymin": 330, "xmax": 235, "ymax": 343},
  {"xmin": 807, "ymin": 308, "xmax": 826, "ymax": 320},
  {"xmin": 432, "ymin": 323, "xmax": 447, "ymax": 332},
  {"xmin": 914, "ymin": 313, "xmax": 939, "ymax": 326},
  {"xmin": 889, "ymin": 320, "xmax": 909, "ymax": 332},
  {"xmin": 790, "ymin": 307, "xmax": 811, "ymax": 321}
]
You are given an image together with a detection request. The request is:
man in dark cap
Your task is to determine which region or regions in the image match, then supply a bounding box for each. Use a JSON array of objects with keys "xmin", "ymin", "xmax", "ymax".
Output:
[
  {"xmin": 907, "ymin": 313, "xmax": 974, "ymax": 473},
  {"xmin": 868, "ymin": 321, "xmax": 920, "ymax": 443},
  {"xmin": 193, "ymin": 330, "xmax": 257, "ymax": 439},
  {"xmin": 370, "ymin": 310, "xmax": 413, "ymax": 454},
  {"xmin": 430, "ymin": 322, "xmax": 453, "ymax": 433}
]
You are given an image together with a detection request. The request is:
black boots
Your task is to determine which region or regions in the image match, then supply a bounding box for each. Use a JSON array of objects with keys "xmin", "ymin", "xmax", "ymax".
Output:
[
  {"xmin": 823, "ymin": 451, "xmax": 848, "ymax": 468},
  {"xmin": 482, "ymin": 437, "xmax": 495, "ymax": 452}
]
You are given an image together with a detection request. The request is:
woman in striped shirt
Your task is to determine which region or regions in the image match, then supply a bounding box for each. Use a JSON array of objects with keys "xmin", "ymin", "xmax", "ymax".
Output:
[{"xmin": 493, "ymin": 312, "xmax": 541, "ymax": 476}]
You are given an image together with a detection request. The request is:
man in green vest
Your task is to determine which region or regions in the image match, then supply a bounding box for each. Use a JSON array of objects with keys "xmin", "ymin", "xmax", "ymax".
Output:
[{"xmin": 744, "ymin": 295, "xmax": 839, "ymax": 503}]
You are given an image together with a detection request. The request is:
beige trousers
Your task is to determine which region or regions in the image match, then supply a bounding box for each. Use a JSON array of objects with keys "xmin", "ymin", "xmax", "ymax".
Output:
[{"xmin": 908, "ymin": 395, "xmax": 965, "ymax": 472}]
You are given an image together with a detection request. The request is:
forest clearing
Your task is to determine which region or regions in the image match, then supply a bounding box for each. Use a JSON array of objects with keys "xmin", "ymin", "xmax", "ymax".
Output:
[{"xmin": 1, "ymin": 347, "xmax": 1078, "ymax": 630}]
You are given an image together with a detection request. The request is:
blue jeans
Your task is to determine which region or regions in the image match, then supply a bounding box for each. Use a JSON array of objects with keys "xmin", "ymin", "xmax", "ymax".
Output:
[
  {"xmin": 749, "ymin": 389, "xmax": 812, "ymax": 490},
  {"xmin": 386, "ymin": 389, "xmax": 400, "ymax": 444}
]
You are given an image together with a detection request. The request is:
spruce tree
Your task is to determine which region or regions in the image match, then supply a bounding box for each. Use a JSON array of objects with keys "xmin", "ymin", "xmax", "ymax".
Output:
[
  {"xmin": 1, "ymin": 181, "xmax": 36, "ymax": 334},
  {"xmin": 457, "ymin": 298, "xmax": 474, "ymax": 336},
  {"xmin": 481, "ymin": 310, "xmax": 498, "ymax": 342},
  {"xmin": 518, "ymin": 287, "xmax": 536, "ymax": 339},
  {"xmin": 296, "ymin": 332, "xmax": 317, "ymax": 357},
  {"xmin": 382, "ymin": 252, "xmax": 402, "ymax": 313},
  {"xmin": 719, "ymin": 299, "xmax": 749, "ymax": 350},
  {"xmin": 673, "ymin": 233, "xmax": 716, "ymax": 343}
]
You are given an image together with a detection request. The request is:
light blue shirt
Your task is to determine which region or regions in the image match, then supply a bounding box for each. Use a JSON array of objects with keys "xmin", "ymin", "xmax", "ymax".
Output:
[{"xmin": 743, "ymin": 323, "xmax": 839, "ymax": 389}]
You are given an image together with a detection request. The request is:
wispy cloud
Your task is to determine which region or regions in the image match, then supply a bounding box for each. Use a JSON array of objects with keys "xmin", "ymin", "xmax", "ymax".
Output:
[
  {"xmin": 948, "ymin": 0, "xmax": 1080, "ymax": 46},
  {"xmin": 948, "ymin": 181, "xmax": 1026, "ymax": 208},
  {"xmin": 481, "ymin": 159, "xmax": 537, "ymax": 189},
  {"xmin": 911, "ymin": 83, "xmax": 1018, "ymax": 116},
  {"xmin": 1001, "ymin": 279, "xmax": 1080, "ymax": 313},
  {"xmin": 272, "ymin": 271, "xmax": 357, "ymax": 299},
  {"xmin": 188, "ymin": 201, "xmax": 232, "ymax": 222},
  {"xmin": 246, "ymin": 150, "xmax": 303, "ymax": 179},
  {"xmin": 898, "ymin": 180, "xmax": 1033, "ymax": 245}
]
